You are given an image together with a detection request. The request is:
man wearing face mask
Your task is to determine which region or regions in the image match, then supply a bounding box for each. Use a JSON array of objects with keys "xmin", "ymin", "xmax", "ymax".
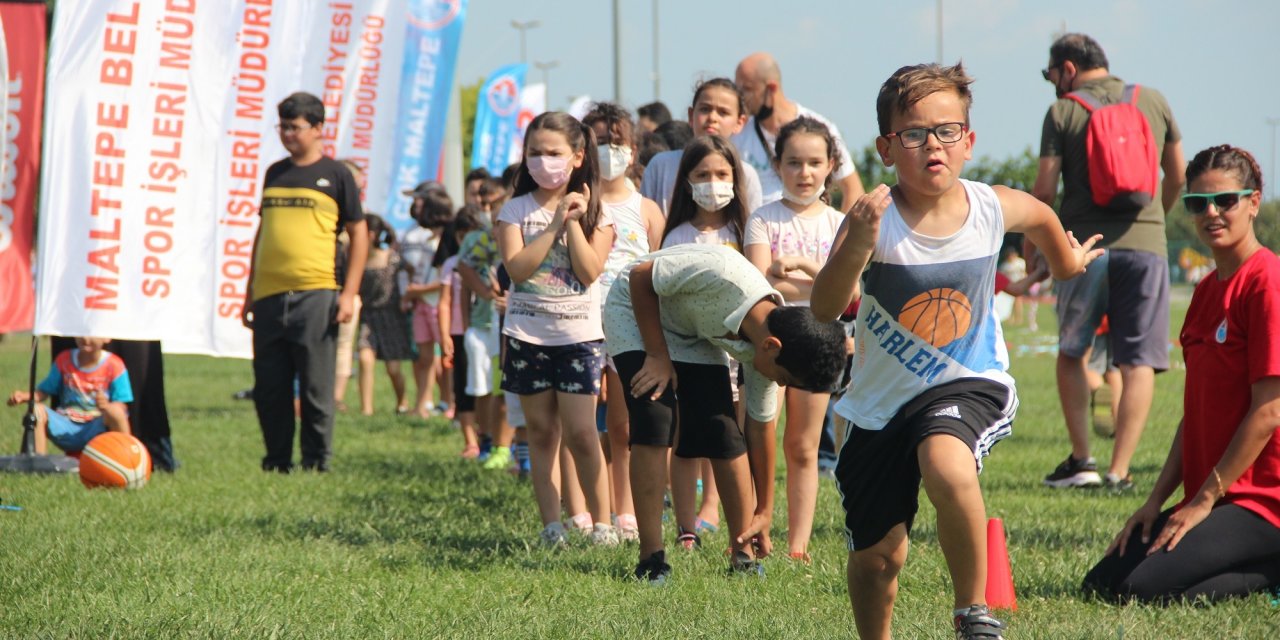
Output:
[
  {"xmin": 731, "ymin": 52, "xmax": 864, "ymax": 210},
  {"xmin": 1032, "ymin": 33, "xmax": 1186, "ymax": 493}
]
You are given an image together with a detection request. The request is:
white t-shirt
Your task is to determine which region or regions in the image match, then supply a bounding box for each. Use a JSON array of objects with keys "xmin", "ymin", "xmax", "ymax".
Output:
[
  {"xmin": 603, "ymin": 243, "xmax": 784, "ymax": 421},
  {"xmin": 599, "ymin": 189, "xmax": 652, "ymax": 304},
  {"xmin": 399, "ymin": 226, "xmax": 441, "ymax": 305},
  {"xmin": 661, "ymin": 221, "xmax": 742, "ymax": 252},
  {"xmin": 497, "ymin": 193, "xmax": 614, "ymax": 346},
  {"xmin": 730, "ymin": 104, "xmax": 857, "ymax": 205},
  {"xmin": 744, "ymin": 201, "xmax": 843, "ymax": 307},
  {"xmin": 641, "ymin": 149, "xmax": 764, "ymax": 217}
]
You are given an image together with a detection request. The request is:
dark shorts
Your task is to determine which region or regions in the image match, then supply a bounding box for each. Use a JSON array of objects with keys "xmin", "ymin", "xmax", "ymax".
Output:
[
  {"xmin": 500, "ymin": 338, "xmax": 605, "ymax": 396},
  {"xmin": 613, "ymin": 351, "xmax": 746, "ymax": 459},
  {"xmin": 836, "ymin": 378, "xmax": 1015, "ymax": 551},
  {"xmin": 1055, "ymin": 249, "xmax": 1170, "ymax": 370},
  {"xmin": 451, "ymin": 334, "xmax": 475, "ymax": 413}
]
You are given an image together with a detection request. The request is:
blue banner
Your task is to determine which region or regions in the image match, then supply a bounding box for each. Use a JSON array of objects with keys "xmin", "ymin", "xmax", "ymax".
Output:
[
  {"xmin": 384, "ymin": 0, "xmax": 468, "ymax": 228},
  {"xmin": 471, "ymin": 63, "xmax": 528, "ymax": 176}
]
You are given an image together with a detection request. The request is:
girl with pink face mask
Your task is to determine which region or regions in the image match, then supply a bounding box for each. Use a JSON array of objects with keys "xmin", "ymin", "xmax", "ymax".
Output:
[
  {"xmin": 658, "ymin": 135, "xmax": 754, "ymax": 552},
  {"xmin": 743, "ymin": 116, "xmax": 846, "ymax": 563},
  {"xmin": 495, "ymin": 111, "xmax": 620, "ymax": 546}
]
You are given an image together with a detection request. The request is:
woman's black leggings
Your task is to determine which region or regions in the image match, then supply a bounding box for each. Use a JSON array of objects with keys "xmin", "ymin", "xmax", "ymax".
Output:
[{"xmin": 1084, "ymin": 503, "xmax": 1280, "ymax": 603}]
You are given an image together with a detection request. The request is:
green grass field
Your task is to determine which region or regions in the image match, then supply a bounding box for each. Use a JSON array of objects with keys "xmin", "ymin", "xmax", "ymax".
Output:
[{"xmin": 2, "ymin": 290, "xmax": 1278, "ymax": 639}]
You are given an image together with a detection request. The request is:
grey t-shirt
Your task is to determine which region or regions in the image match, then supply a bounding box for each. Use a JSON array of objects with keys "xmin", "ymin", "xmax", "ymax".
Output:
[{"xmin": 641, "ymin": 149, "xmax": 764, "ymax": 217}]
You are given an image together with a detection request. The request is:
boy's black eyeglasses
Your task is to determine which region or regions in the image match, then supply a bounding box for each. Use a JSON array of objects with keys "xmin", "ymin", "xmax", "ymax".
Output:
[
  {"xmin": 1181, "ymin": 190, "xmax": 1254, "ymax": 215},
  {"xmin": 1041, "ymin": 66, "xmax": 1057, "ymax": 82},
  {"xmin": 884, "ymin": 122, "xmax": 967, "ymax": 149}
]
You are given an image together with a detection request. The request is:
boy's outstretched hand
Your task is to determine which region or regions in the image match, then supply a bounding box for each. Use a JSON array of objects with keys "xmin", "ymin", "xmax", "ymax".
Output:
[
  {"xmin": 7, "ymin": 390, "xmax": 30, "ymax": 406},
  {"xmin": 1066, "ymin": 231, "xmax": 1106, "ymax": 278},
  {"xmin": 844, "ymin": 184, "xmax": 893, "ymax": 251}
]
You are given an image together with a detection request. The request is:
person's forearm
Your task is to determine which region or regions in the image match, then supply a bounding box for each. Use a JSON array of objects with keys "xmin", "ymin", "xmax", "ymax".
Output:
[
  {"xmin": 812, "ymin": 223, "xmax": 871, "ymax": 322},
  {"xmin": 564, "ymin": 220, "xmax": 605, "ymax": 284},
  {"xmin": 502, "ymin": 222, "xmax": 563, "ymax": 283},
  {"xmin": 745, "ymin": 416, "xmax": 776, "ymax": 516},
  {"xmin": 628, "ymin": 263, "xmax": 669, "ymax": 357},
  {"xmin": 456, "ymin": 263, "xmax": 494, "ymax": 300},
  {"xmin": 1161, "ymin": 175, "xmax": 1183, "ymax": 214},
  {"xmin": 342, "ymin": 223, "xmax": 369, "ymax": 297}
]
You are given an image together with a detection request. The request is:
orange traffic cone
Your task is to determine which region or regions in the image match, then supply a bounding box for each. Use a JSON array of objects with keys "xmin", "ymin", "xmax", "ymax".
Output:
[{"xmin": 985, "ymin": 517, "xmax": 1017, "ymax": 611}]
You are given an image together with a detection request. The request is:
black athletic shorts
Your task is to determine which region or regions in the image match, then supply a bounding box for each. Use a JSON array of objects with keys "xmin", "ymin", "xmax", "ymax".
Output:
[
  {"xmin": 836, "ymin": 378, "xmax": 1014, "ymax": 551},
  {"xmin": 613, "ymin": 351, "xmax": 746, "ymax": 459}
]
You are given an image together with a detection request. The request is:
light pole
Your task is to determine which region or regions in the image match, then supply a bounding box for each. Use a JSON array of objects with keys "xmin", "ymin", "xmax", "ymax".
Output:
[
  {"xmin": 535, "ymin": 60, "xmax": 559, "ymax": 102},
  {"xmin": 651, "ymin": 0, "xmax": 660, "ymax": 101},
  {"xmin": 1268, "ymin": 117, "xmax": 1280, "ymax": 201},
  {"xmin": 612, "ymin": 0, "xmax": 623, "ymax": 102},
  {"xmin": 511, "ymin": 19, "xmax": 540, "ymax": 64}
]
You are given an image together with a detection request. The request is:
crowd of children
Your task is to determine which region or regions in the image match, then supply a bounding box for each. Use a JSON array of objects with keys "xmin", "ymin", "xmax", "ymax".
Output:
[{"xmin": 19, "ymin": 46, "xmax": 1280, "ymax": 640}]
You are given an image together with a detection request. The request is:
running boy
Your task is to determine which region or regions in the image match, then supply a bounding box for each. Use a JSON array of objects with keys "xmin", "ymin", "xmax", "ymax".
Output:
[
  {"xmin": 7, "ymin": 337, "xmax": 133, "ymax": 454},
  {"xmin": 604, "ymin": 243, "xmax": 846, "ymax": 581},
  {"xmin": 811, "ymin": 63, "xmax": 1102, "ymax": 639}
]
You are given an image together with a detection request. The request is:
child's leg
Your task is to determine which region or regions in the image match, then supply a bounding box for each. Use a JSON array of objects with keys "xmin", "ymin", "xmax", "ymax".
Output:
[
  {"xmin": 521, "ymin": 391, "xmax": 563, "ymax": 525},
  {"xmin": 708, "ymin": 454, "xmax": 755, "ymax": 556},
  {"xmin": 696, "ymin": 460, "xmax": 720, "ymax": 528},
  {"xmin": 783, "ymin": 387, "xmax": 830, "ymax": 556},
  {"xmin": 559, "ymin": 442, "xmax": 587, "ymax": 526},
  {"xmin": 631, "ymin": 444, "xmax": 669, "ymax": 558},
  {"xmin": 385, "ymin": 360, "xmax": 407, "ymax": 411},
  {"xmin": 358, "ymin": 346, "xmax": 376, "ymax": 415},
  {"xmin": 848, "ymin": 524, "xmax": 910, "ymax": 640},
  {"xmin": 412, "ymin": 340, "xmax": 437, "ymax": 416},
  {"xmin": 33, "ymin": 404, "xmax": 48, "ymax": 455},
  {"xmin": 919, "ymin": 433, "xmax": 987, "ymax": 609},
  {"xmin": 557, "ymin": 391, "xmax": 610, "ymax": 525},
  {"xmin": 99, "ymin": 401, "xmax": 132, "ymax": 435},
  {"xmin": 669, "ymin": 454, "xmax": 700, "ymax": 535}
]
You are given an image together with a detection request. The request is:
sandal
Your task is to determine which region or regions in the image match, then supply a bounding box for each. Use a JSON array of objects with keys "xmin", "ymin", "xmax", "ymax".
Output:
[{"xmin": 676, "ymin": 527, "xmax": 702, "ymax": 550}]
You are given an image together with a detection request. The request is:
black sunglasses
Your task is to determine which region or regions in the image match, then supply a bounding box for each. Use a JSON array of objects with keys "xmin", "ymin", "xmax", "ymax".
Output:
[{"xmin": 1180, "ymin": 190, "xmax": 1254, "ymax": 215}]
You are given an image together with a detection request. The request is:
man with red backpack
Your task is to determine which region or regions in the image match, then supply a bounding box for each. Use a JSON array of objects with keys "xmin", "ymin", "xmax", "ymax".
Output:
[{"xmin": 1031, "ymin": 33, "xmax": 1186, "ymax": 492}]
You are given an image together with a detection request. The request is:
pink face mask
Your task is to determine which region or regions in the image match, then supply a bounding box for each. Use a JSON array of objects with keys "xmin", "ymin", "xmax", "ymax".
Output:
[{"xmin": 527, "ymin": 155, "xmax": 572, "ymax": 189}]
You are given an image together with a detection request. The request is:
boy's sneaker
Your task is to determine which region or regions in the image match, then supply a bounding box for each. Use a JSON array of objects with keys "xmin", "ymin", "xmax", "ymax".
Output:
[
  {"xmin": 634, "ymin": 550, "xmax": 671, "ymax": 585},
  {"xmin": 953, "ymin": 604, "xmax": 1005, "ymax": 639},
  {"xmin": 615, "ymin": 514, "xmax": 640, "ymax": 542},
  {"xmin": 482, "ymin": 446, "xmax": 511, "ymax": 470},
  {"xmin": 1103, "ymin": 473, "xmax": 1135, "ymax": 493},
  {"xmin": 1091, "ymin": 387, "xmax": 1115, "ymax": 438},
  {"xmin": 1043, "ymin": 455, "xmax": 1102, "ymax": 488},
  {"xmin": 539, "ymin": 521, "xmax": 568, "ymax": 547},
  {"xmin": 728, "ymin": 551, "xmax": 765, "ymax": 578},
  {"xmin": 590, "ymin": 523, "xmax": 620, "ymax": 546}
]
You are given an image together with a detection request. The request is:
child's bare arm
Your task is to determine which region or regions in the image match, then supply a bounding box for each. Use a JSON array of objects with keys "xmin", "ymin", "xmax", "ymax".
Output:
[
  {"xmin": 812, "ymin": 185, "xmax": 893, "ymax": 322},
  {"xmin": 998, "ymin": 186, "xmax": 1103, "ymax": 280},
  {"xmin": 7, "ymin": 390, "xmax": 45, "ymax": 406}
]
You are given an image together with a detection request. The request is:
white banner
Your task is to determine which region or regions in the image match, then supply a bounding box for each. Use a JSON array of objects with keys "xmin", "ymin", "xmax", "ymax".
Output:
[{"xmin": 36, "ymin": 0, "xmax": 430, "ymax": 358}]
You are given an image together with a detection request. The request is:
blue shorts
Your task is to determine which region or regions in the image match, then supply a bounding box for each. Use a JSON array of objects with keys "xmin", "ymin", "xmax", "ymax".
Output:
[
  {"xmin": 501, "ymin": 338, "xmax": 604, "ymax": 396},
  {"xmin": 1054, "ymin": 249, "xmax": 1170, "ymax": 370},
  {"xmin": 46, "ymin": 411, "xmax": 108, "ymax": 453}
]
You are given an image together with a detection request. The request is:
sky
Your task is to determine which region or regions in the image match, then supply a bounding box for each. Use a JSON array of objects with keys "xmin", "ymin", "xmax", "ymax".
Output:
[{"xmin": 456, "ymin": 0, "xmax": 1280, "ymax": 199}]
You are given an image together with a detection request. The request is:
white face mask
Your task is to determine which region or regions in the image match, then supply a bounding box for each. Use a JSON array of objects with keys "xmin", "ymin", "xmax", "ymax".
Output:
[
  {"xmin": 597, "ymin": 144, "xmax": 632, "ymax": 181},
  {"xmin": 782, "ymin": 183, "xmax": 825, "ymax": 206},
  {"xmin": 688, "ymin": 180, "xmax": 735, "ymax": 211}
]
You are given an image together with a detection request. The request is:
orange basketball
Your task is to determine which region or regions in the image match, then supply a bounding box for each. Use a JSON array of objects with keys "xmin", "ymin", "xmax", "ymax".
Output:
[
  {"xmin": 79, "ymin": 432, "xmax": 151, "ymax": 490},
  {"xmin": 897, "ymin": 287, "xmax": 973, "ymax": 348}
]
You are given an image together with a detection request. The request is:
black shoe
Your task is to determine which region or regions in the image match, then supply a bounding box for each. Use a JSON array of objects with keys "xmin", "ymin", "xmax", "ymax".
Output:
[
  {"xmin": 1042, "ymin": 454, "xmax": 1102, "ymax": 488},
  {"xmin": 727, "ymin": 551, "xmax": 765, "ymax": 578},
  {"xmin": 953, "ymin": 604, "xmax": 1004, "ymax": 639},
  {"xmin": 261, "ymin": 462, "xmax": 292, "ymax": 474},
  {"xmin": 634, "ymin": 550, "xmax": 671, "ymax": 585},
  {"xmin": 300, "ymin": 459, "xmax": 329, "ymax": 473}
]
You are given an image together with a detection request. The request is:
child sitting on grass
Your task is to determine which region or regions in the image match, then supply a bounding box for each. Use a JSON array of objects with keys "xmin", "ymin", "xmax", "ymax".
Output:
[{"xmin": 7, "ymin": 337, "xmax": 133, "ymax": 454}]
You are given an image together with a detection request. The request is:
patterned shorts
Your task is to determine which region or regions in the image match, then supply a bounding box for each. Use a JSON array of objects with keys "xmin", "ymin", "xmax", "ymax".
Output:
[{"xmin": 500, "ymin": 338, "xmax": 604, "ymax": 396}]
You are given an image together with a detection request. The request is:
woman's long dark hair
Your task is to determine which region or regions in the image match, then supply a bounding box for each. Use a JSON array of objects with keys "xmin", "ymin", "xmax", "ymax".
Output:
[
  {"xmin": 662, "ymin": 135, "xmax": 749, "ymax": 249},
  {"xmin": 511, "ymin": 111, "xmax": 603, "ymax": 240}
]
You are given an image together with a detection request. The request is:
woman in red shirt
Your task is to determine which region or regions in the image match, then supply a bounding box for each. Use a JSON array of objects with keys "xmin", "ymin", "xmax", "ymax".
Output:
[{"xmin": 1084, "ymin": 145, "xmax": 1280, "ymax": 602}]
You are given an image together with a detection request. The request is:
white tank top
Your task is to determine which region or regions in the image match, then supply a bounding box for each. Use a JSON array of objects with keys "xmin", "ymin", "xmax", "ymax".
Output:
[
  {"xmin": 834, "ymin": 180, "xmax": 1016, "ymax": 430},
  {"xmin": 599, "ymin": 190, "xmax": 650, "ymax": 303}
]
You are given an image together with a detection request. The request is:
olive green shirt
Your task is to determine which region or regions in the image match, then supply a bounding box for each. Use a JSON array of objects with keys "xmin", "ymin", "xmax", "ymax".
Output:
[{"xmin": 1039, "ymin": 76, "xmax": 1181, "ymax": 257}]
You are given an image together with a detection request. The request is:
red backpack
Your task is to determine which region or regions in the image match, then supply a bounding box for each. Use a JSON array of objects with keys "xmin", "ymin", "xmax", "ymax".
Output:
[{"xmin": 1066, "ymin": 85, "xmax": 1159, "ymax": 212}]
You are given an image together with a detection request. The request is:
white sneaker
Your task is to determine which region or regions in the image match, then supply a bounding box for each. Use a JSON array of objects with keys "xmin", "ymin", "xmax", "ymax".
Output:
[
  {"xmin": 540, "ymin": 521, "xmax": 568, "ymax": 547},
  {"xmin": 590, "ymin": 523, "xmax": 620, "ymax": 546}
]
